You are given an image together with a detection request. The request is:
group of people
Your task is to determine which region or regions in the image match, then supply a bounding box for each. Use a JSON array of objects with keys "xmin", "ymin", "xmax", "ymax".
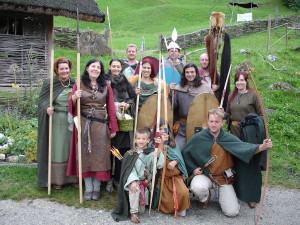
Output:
[{"xmin": 37, "ymin": 42, "xmax": 272, "ymax": 223}]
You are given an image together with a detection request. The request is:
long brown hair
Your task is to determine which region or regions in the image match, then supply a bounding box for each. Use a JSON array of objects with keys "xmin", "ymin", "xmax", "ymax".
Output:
[{"xmin": 229, "ymin": 71, "xmax": 251, "ymax": 104}]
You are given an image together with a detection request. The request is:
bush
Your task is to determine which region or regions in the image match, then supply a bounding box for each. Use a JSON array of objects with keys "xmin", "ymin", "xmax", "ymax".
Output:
[
  {"xmin": 282, "ymin": 0, "xmax": 300, "ymax": 12},
  {"xmin": 6, "ymin": 118, "xmax": 38, "ymax": 158}
]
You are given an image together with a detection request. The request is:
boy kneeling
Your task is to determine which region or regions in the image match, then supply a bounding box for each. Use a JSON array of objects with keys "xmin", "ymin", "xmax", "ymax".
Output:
[{"xmin": 111, "ymin": 128, "xmax": 165, "ymax": 223}]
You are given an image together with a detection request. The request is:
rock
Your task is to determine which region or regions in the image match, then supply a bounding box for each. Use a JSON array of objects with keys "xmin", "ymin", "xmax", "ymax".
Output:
[
  {"xmin": 266, "ymin": 108, "xmax": 277, "ymax": 114},
  {"xmin": 268, "ymin": 82, "xmax": 300, "ymax": 93},
  {"xmin": 240, "ymin": 49, "xmax": 250, "ymax": 54},
  {"xmin": 18, "ymin": 155, "xmax": 26, "ymax": 163},
  {"xmin": 79, "ymin": 30, "xmax": 110, "ymax": 56},
  {"xmin": 7, "ymin": 155, "xmax": 18, "ymax": 163},
  {"xmin": 0, "ymin": 153, "xmax": 5, "ymax": 161}
]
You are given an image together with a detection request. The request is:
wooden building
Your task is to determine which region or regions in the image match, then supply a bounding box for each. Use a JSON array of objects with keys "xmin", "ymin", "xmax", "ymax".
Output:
[{"xmin": 0, "ymin": 0, "xmax": 105, "ymax": 88}]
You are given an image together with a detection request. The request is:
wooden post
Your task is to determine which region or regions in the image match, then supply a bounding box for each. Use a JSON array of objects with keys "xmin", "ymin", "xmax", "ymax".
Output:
[
  {"xmin": 47, "ymin": 48, "xmax": 54, "ymax": 195},
  {"xmin": 285, "ymin": 24, "xmax": 288, "ymax": 46},
  {"xmin": 76, "ymin": 7, "xmax": 83, "ymax": 203},
  {"xmin": 266, "ymin": 15, "xmax": 271, "ymax": 52}
]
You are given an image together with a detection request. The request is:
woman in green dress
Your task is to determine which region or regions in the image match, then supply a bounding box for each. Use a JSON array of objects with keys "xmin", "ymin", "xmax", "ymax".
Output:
[
  {"xmin": 37, "ymin": 57, "xmax": 78, "ymax": 189},
  {"xmin": 132, "ymin": 58, "xmax": 159, "ymax": 107},
  {"xmin": 226, "ymin": 71, "xmax": 266, "ymax": 208}
]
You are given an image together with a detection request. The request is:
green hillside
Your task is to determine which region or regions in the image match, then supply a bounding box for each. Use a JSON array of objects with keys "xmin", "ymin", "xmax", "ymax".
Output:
[{"xmin": 54, "ymin": 0, "xmax": 299, "ymax": 188}]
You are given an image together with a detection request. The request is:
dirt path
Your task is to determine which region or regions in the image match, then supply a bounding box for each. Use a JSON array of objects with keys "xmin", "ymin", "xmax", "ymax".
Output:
[{"xmin": 0, "ymin": 187, "xmax": 299, "ymax": 225}]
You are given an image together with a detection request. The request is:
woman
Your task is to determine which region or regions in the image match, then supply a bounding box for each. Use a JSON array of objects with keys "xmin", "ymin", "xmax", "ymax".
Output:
[
  {"xmin": 226, "ymin": 71, "xmax": 266, "ymax": 208},
  {"xmin": 153, "ymin": 119, "xmax": 190, "ymax": 217},
  {"xmin": 67, "ymin": 59, "xmax": 118, "ymax": 201},
  {"xmin": 105, "ymin": 59, "xmax": 135, "ymax": 191},
  {"xmin": 131, "ymin": 58, "xmax": 159, "ymax": 107},
  {"xmin": 37, "ymin": 57, "xmax": 78, "ymax": 189}
]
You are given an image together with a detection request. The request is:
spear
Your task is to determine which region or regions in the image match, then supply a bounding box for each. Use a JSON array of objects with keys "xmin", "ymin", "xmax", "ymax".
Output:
[
  {"xmin": 132, "ymin": 38, "xmax": 144, "ymax": 149},
  {"xmin": 158, "ymin": 55, "xmax": 169, "ymax": 211},
  {"xmin": 106, "ymin": 6, "xmax": 114, "ymax": 58},
  {"xmin": 149, "ymin": 49, "xmax": 162, "ymax": 214},
  {"xmin": 171, "ymin": 28, "xmax": 178, "ymax": 109},
  {"xmin": 47, "ymin": 48, "xmax": 54, "ymax": 195},
  {"xmin": 76, "ymin": 7, "xmax": 83, "ymax": 203},
  {"xmin": 219, "ymin": 64, "xmax": 232, "ymax": 108}
]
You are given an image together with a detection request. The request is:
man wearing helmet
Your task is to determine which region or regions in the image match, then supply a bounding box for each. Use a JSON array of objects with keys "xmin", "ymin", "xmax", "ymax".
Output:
[{"xmin": 163, "ymin": 41, "xmax": 184, "ymax": 75}]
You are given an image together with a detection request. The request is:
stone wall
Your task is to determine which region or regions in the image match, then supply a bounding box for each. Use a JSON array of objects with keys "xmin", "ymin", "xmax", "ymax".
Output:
[{"xmin": 160, "ymin": 16, "xmax": 299, "ymax": 50}]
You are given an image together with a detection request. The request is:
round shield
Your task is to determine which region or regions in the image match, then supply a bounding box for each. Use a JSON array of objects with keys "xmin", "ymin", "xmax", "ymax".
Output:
[
  {"xmin": 186, "ymin": 93, "xmax": 219, "ymax": 141},
  {"xmin": 163, "ymin": 67, "xmax": 181, "ymax": 87},
  {"xmin": 137, "ymin": 94, "xmax": 173, "ymax": 131}
]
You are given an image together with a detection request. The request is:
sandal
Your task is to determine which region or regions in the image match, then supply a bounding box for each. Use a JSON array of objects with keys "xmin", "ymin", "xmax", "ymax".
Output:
[
  {"xmin": 248, "ymin": 202, "xmax": 257, "ymax": 208},
  {"xmin": 53, "ymin": 185, "xmax": 62, "ymax": 190},
  {"xmin": 130, "ymin": 213, "xmax": 140, "ymax": 223}
]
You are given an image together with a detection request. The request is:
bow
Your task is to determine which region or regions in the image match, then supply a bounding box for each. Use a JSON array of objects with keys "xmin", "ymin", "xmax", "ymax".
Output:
[{"xmin": 244, "ymin": 63, "xmax": 270, "ymax": 225}]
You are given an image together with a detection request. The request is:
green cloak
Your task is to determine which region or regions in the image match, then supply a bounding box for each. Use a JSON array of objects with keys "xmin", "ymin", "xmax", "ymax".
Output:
[
  {"xmin": 182, "ymin": 128, "xmax": 259, "ymax": 176},
  {"xmin": 37, "ymin": 77, "xmax": 75, "ymax": 187},
  {"xmin": 111, "ymin": 148, "xmax": 153, "ymax": 222}
]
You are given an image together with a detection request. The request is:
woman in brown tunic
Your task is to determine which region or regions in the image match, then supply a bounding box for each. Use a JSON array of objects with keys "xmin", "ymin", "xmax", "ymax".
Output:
[
  {"xmin": 67, "ymin": 59, "xmax": 118, "ymax": 201},
  {"xmin": 226, "ymin": 71, "xmax": 265, "ymax": 208}
]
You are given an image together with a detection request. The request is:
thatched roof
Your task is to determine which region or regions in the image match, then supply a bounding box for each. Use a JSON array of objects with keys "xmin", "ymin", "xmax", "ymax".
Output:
[{"xmin": 0, "ymin": 0, "xmax": 105, "ymax": 23}]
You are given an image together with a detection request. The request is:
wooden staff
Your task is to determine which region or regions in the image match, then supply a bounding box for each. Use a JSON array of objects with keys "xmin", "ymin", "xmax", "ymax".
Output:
[
  {"xmin": 76, "ymin": 7, "xmax": 83, "ymax": 203},
  {"xmin": 219, "ymin": 64, "xmax": 232, "ymax": 108},
  {"xmin": 47, "ymin": 48, "xmax": 54, "ymax": 195},
  {"xmin": 107, "ymin": 6, "xmax": 114, "ymax": 58},
  {"xmin": 149, "ymin": 52, "xmax": 162, "ymax": 214},
  {"xmin": 245, "ymin": 64, "xmax": 270, "ymax": 225},
  {"xmin": 132, "ymin": 38, "xmax": 144, "ymax": 149},
  {"xmin": 158, "ymin": 56, "xmax": 168, "ymax": 211}
]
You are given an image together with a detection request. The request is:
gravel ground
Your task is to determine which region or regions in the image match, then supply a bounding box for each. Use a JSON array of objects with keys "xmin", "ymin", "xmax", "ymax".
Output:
[{"xmin": 0, "ymin": 187, "xmax": 299, "ymax": 225}]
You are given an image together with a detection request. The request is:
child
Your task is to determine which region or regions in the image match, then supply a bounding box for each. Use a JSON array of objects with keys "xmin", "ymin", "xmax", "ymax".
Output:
[
  {"xmin": 111, "ymin": 127, "xmax": 165, "ymax": 223},
  {"xmin": 153, "ymin": 119, "xmax": 190, "ymax": 217}
]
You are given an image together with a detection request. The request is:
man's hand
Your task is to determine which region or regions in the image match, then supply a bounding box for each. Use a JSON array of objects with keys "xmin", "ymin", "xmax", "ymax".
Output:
[
  {"xmin": 130, "ymin": 181, "xmax": 139, "ymax": 193},
  {"xmin": 193, "ymin": 167, "xmax": 203, "ymax": 176}
]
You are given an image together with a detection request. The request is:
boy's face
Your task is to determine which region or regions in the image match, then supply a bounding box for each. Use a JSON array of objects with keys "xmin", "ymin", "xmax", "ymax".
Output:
[{"xmin": 135, "ymin": 133, "xmax": 150, "ymax": 149}]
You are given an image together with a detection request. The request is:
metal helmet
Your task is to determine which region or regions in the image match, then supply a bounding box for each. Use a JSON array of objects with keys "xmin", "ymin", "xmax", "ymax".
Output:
[{"xmin": 167, "ymin": 41, "xmax": 181, "ymax": 50}]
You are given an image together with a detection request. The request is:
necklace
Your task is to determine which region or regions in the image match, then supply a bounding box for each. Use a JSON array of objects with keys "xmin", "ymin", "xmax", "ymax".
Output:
[
  {"xmin": 90, "ymin": 84, "xmax": 99, "ymax": 100},
  {"xmin": 58, "ymin": 77, "xmax": 70, "ymax": 88}
]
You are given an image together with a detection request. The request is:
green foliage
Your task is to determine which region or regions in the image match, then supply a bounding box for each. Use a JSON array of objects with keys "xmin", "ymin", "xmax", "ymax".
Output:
[
  {"xmin": 24, "ymin": 130, "xmax": 38, "ymax": 163},
  {"xmin": 282, "ymin": 0, "xmax": 300, "ymax": 12},
  {"xmin": 0, "ymin": 107, "xmax": 22, "ymax": 133},
  {"xmin": 0, "ymin": 136, "xmax": 8, "ymax": 145},
  {"xmin": 6, "ymin": 118, "xmax": 38, "ymax": 157}
]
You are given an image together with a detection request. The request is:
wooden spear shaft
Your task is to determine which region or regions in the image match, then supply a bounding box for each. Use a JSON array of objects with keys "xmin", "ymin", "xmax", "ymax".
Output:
[
  {"xmin": 149, "ymin": 54, "xmax": 162, "ymax": 214},
  {"xmin": 107, "ymin": 6, "xmax": 114, "ymax": 58},
  {"xmin": 158, "ymin": 56, "xmax": 168, "ymax": 211},
  {"xmin": 219, "ymin": 64, "xmax": 232, "ymax": 108},
  {"xmin": 47, "ymin": 48, "xmax": 54, "ymax": 195},
  {"xmin": 245, "ymin": 65, "xmax": 270, "ymax": 225},
  {"xmin": 76, "ymin": 8, "xmax": 83, "ymax": 203}
]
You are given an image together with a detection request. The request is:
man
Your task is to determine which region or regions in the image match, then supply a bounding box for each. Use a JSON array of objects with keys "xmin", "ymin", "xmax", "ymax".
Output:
[
  {"xmin": 182, "ymin": 109, "xmax": 272, "ymax": 217},
  {"xmin": 198, "ymin": 53, "xmax": 219, "ymax": 92},
  {"xmin": 170, "ymin": 63, "xmax": 213, "ymax": 151},
  {"xmin": 121, "ymin": 44, "xmax": 139, "ymax": 79},
  {"xmin": 164, "ymin": 41, "xmax": 184, "ymax": 75}
]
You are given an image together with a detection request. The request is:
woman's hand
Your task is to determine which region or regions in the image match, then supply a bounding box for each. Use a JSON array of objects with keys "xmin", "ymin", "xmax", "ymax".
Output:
[
  {"xmin": 212, "ymin": 84, "xmax": 219, "ymax": 92},
  {"xmin": 46, "ymin": 107, "xmax": 54, "ymax": 115},
  {"xmin": 72, "ymin": 90, "xmax": 82, "ymax": 101},
  {"xmin": 167, "ymin": 160, "xmax": 178, "ymax": 170},
  {"xmin": 110, "ymin": 132, "xmax": 116, "ymax": 139},
  {"xmin": 119, "ymin": 102, "xmax": 130, "ymax": 110},
  {"xmin": 135, "ymin": 87, "xmax": 141, "ymax": 95}
]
